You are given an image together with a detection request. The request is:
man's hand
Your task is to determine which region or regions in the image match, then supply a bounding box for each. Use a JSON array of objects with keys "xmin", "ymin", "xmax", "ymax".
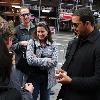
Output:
[
  {"xmin": 57, "ymin": 72, "xmax": 72, "ymax": 84},
  {"xmin": 55, "ymin": 69, "xmax": 72, "ymax": 84},
  {"xmin": 24, "ymin": 83, "xmax": 34, "ymax": 93},
  {"xmin": 19, "ymin": 41, "xmax": 29, "ymax": 46}
]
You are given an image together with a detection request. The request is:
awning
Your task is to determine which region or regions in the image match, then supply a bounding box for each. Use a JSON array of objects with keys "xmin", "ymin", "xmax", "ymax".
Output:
[{"xmin": 59, "ymin": 12, "xmax": 73, "ymax": 20}]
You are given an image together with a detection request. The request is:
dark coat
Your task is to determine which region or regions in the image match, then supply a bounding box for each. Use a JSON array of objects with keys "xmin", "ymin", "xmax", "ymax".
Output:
[
  {"xmin": 0, "ymin": 83, "xmax": 22, "ymax": 100},
  {"xmin": 57, "ymin": 30, "xmax": 100, "ymax": 100},
  {"xmin": 0, "ymin": 87, "xmax": 22, "ymax": 100},
  {"xmin": 12, "ymin": 22, "xmax": 35, "ymax": 63}
]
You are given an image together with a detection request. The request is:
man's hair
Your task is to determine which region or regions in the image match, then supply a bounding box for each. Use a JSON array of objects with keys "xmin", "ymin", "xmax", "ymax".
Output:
[
  {"xmin": 19, "ymin": 6, "xmax": 30, "ymax": 14},
  {"xmin": 0, "ymin": 21, "xmax": 14, "ymax": 40},
  {"xmin": 73, "ymin": 7, "xmax": 94, "ymax": 25}
]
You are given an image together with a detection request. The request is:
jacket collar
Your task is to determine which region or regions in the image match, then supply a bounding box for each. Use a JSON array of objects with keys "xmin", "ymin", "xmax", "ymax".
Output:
[
  {"xmin": 19, "ymin": 21, "xmax": 35, "ymax": 29},
  {"xmin": 87, "ymin": 29, "xmax": 100, "ymax": 43},
  {"xmin": 78, "ymin": 29, "xmax": 100, "ymax": 44}
]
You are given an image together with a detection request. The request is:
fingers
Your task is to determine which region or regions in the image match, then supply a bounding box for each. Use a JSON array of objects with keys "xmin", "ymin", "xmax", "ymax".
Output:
[
  {"xmin": 24, "ymin": 83, "xmax": 34, "ymax": 93},
  {"xmin": 57, "ymin": 73, "xmax": 67, "ymax": 83},
  {"xmin": 19, "ymin": 41, "xmax": 29, "ymax": 46},
  {"xmin": 55, "ymin": 68, "xmax": 64, "ymax": 75},
  {"xmin": 55, "ymin": 72, "xmax": 64, "ymax": 80},
  {"xmin": 57, "ymin": 72, "xmax": 72, "ymax": 84},
  {"xmin": 57, "ymin": 78, "xmax": 64, "ymax": 83},
  {"xmin": 59, "ymin": 69, "xmax": 65, "ymax": 73}
]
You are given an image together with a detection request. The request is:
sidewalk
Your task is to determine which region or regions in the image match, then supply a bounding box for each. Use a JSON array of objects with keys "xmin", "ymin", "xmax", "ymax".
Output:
[
  {"xmin": 50, "ymin": 31, "xmax": 74, "ymax": 100},
  {"xmin": 55, "ymin": 31, "xmax": 73, "ymax": 35},
  {"xmin": 50, "ymin": 83, "xmax": 62, "ymax": 100},
  {"xmin": 37, "ymin": 83, "xmax": 62, "ymax": 100}
]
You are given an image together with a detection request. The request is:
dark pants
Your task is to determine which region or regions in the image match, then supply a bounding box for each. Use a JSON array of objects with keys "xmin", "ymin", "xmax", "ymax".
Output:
[{"xmin": 28, "ymin": 73, "xmax": 50, "ymax": 100}]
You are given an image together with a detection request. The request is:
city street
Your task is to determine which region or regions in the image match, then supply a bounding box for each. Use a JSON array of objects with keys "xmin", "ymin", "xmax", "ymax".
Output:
[
  {"xmin": 50, "ymin": 32, "xmax": 74, "ymax": 100},
  {"xmin": 0, "ymin": 0, "xmax": 100, "ymax": 100},
  {"xmin": 53, "ymin": 31, "xmax": 74, "ymax": 67}
]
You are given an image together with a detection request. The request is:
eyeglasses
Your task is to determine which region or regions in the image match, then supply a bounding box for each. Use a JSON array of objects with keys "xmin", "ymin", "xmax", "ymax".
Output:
[
  {"xmin": 36, "ymin": 21, "xmax": 47, "ymax": 26},
  {"xmin": 71, "ymin": 22, "xmax": 81, "ymax": 27},
  {"xmin": 20, "ymin": 13, "xmax": 30, "ymax": 17}
]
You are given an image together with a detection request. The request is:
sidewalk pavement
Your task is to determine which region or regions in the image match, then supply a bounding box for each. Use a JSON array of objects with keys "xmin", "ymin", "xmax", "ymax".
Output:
[{"xmin": 50, "ymin": 83, "xmax": 62, "ymax": 100}]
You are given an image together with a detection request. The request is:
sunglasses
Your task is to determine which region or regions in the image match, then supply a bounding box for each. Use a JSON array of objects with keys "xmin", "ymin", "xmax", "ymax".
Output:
[
  {"xmin": 20, "ymin": 13, "xmax": 30, "ymax": 17},
  {"xmin": 71, "ymin": 22, "xmax": 81, "ymax": 27}
]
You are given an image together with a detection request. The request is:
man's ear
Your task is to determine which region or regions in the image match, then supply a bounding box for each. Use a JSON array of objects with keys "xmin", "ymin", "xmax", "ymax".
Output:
[{"xmin": 86, "ymin": 21, "xmax": 90, "ymax": 25}]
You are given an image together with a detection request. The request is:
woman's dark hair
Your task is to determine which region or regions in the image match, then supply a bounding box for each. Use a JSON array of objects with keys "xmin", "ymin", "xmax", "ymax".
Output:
[
  {"xmin": 33, "ymin": 21, "xmax": 53, "ymax": 43},
  {"xmin": 0, "ymin": 34, "xmax": 12, "ymax": 83},
  {"xmin": 73, "ymin": 7, "xmax": 95, "ymax": 25}
]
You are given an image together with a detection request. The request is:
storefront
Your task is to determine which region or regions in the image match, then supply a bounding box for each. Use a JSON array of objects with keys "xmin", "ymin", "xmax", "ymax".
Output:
[
  {"xmin": 0, "ymin": 0, "xmax": 21, "ymax": 26},
  {"xmin": 59, "ymin": 12, "xmax": 73, "ymax": 31}
]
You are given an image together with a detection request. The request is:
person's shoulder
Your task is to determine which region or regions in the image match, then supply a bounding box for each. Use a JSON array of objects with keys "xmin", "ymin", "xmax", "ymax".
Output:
[
  {"xmin": 68, "ymin": 37, "xmax": 78, "ymax": 45},
  {"xmin": 52, "ymin": 41, "xmax": 57, "ymax": 45},
  {"xmin": 93, "ymin": 30, "xmax": 100, "ymax": 48},
  {"xmin": 0, "ymin": 87, "xmax": 22, "ymax": 100},
  {"xmin": 51, "ymin": 41, "xmax": 59, "ymax": 47},
  {"xmin": 94, "ymin": 30, "xmax": 100, "ymax": 42},
  {"xmin": 28, "ymin": 39, "xmax": 35, "ymax": 45},
  {"xmin": 30, "ymin": 21, "xmax": 35, "ymax": 28},
  {"xmin": 15, "ymin": 24, "xmax": 21, "ymax": 29},
  {"xmin": 29, "ymin": 39, "xmax": 33, "ymax": 42},
  {"xmin": 14, "ymin": 24, "xmax": 21, "ymax": 33},
  {"xmin": 7, "ymin": 88, "xmax": 22, "ymax": 100}
]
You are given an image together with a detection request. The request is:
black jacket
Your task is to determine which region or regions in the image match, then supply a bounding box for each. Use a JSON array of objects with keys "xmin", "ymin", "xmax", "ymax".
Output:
[
  {"xmin": 57, "ymin": 30, "xmax": 100, "ymax": 100},
  {"xmin": 12, "ymin": 22, "xmax": 35, "ymax": 63},
  {"xmin": 0, "ymin": 85, "xmax": 22, "ymax": 100}
]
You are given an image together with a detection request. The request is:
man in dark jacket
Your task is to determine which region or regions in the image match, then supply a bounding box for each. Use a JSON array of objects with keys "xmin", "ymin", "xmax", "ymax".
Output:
[
  {"xmin": 12, "ymin": 6, "xmax": 35, "ymax": 86},
  {"xmin": 12, "ymin": 6, "xmax": 35, "ymax": 63},
  {"xmin": 56, "ymin": 7, "xmax": 100, "ymax": 100}
]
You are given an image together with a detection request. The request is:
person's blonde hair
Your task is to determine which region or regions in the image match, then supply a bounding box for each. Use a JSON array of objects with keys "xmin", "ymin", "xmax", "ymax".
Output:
[
  {"xmin": 19, "ymin": 6, "xmax": 30, "ymax": 14},
  {"xmin": 0, "ymin": 21, "xmax": 14, "ymax": 40}
]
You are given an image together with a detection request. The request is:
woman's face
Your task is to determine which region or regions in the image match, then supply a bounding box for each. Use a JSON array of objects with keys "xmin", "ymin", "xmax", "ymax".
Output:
[{"xmin": 37, "ymin": 26, "xmax": 48, "ymax": 41}]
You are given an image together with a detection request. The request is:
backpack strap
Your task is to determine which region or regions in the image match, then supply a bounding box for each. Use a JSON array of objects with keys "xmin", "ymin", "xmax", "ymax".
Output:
[{"xmin": 33, "ymin": 39, "xmax": 36, "ymax": 54}]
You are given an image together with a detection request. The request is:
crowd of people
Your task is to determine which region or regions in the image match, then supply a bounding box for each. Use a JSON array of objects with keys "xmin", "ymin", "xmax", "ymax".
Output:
[{"xmin": 0, "ymin": 5, "xmax": 100, "ymax": 100}]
